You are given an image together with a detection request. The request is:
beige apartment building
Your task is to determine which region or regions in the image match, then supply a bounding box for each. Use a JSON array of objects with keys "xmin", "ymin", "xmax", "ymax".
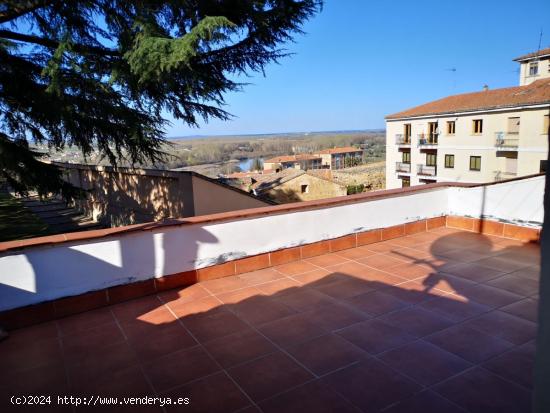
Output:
[
  {"xmin": 385, "ymin": 48, "xmax": 550, "ymax": 189},
  {"xmin": 264, "ymin": 147, "xmax": 363, "ymax": 172}
]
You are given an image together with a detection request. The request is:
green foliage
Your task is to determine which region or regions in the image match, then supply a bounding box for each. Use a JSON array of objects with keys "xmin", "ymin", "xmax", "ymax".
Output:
[
  {"xmin": 0, "ymin": 0, "xmax": 322, "ymax": 196},
  {"xmin": 347, "ymin": 184, "xmax": 365, "ymax": 195},
  {"xmin": 251, "ymin": 158, "xmax": 263, "ymax": 171}
]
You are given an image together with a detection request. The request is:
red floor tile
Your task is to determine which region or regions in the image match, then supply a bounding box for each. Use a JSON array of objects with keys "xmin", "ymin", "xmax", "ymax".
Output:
[
  {"xmin": 337, "ymin": 319, "xmax": 416, "ymax": 355},
  {"xmin": 274, "ymin": 261, "xmax": 318, "ymax": 276},
  {"xmin": 464, "ymin": 310, "xmax": 537, "ymax": 345},
  {"xmin": 287, "ymin": 333, "xmax": 366, "ymax": 375},
  {"xmin": 321, "ymin": 358, "xmax": 421, "ymax": 413},
  {"xmin": 305, "ymin": 252, "xmax": 350, "ymax": 268},
  {"xmin": 238, "ymin": 268, "xmax": 286, "ymax": 286},
  {"xmin": 500, "ymin": 298, "xmax": 538, "ymax": 322},
  {"xmin": 227, "ymin": 352, "xmax": 313, "ymax": 402},
  {"xmin": 486, "ymin": 273, "xmax": 539, "ymax": 297},
  {"xmin": 433, "ymin": 367, "xmax": 532, "ymax": 413},
  {"xmin": 426, "ymin": 324, "xmax": 514, "ymax": 363},
  {"xmin": 383, "ymin": 390, "xmax": 468, "ymax": 413},
  {"xmin": 61, "ymin": 322, "xmax": 126, "ymax": 365},
  {"xmin": 379, "ymin": 340, "xmax": 472, "ymax": 385},
  {"xmin": 380, "ymin": 306, "xmax": 455, "ymax": 337},
  {"xmin": 273, "ymin": 288, "xmax": 335, "ymax": 311},
  {"xmin": 300, "ymin": 302, "xmax": 367, "ymax": 331},
  {"xmin": 164, "ymin": 372, "xmax": 251, "ymax": 413},
  {"xmin": 440, "ymin": 262, "xmax": 505, "ymax": 283},
  {"xmin": 482, "ymin": 341, "xmax": 535, "ymax": 389},
  {"xmin": 419, "ymin": 295, "xmax": 491, "ymax": 322},
  {"xmin": 182, "ymin": 310, "xmax": 250, "ymax": 343},
  {"xmin": 346, "ymin": 290, "xmax": 409, "ymax": 316},
  {"xmin": 204, "ymin": 328, "xmax": 277, "ymax": 369},
  {"xmin": 451, "ymin": 283, "xmax": 524, "ymax": 308},
  {"xmin": 57, "ymin": 307, "xmax": 115, "ymax": 336},
  {"xmin": 142, "ymin": 346, "xmax": 220, "ymax": 393},
  {"xmin": 259, "ymin": 380, "xmax": 357, "ymax": 413},
  {"xmin": 258, "ymin": 313, "xmax": 327, "ymax": 348},
  {"xmin": 230, "ymin": 296, "xmax": 297, "ymax": 326}
]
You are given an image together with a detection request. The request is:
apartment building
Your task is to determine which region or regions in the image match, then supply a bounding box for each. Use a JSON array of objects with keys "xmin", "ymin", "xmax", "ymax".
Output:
[
  {"xmin": 317, "ymin": 147, "xmax": 364, "ymax": 169},
  {"xmin": 385, "ymin": 48, "xmax": 550, "ymax": 189},
  {"xmin": 263, "ymin": 154, "xmax": 323, "ymax": 171}
]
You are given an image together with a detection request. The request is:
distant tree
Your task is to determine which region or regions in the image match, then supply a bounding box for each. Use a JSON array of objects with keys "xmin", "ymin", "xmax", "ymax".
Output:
[
  {"xmin": 251, "ymin": 158, "xmax": 263, "ymax": 171},
  {"xmin": 0, "ymin": 0, "xmax": 322, "ymax": 197}
]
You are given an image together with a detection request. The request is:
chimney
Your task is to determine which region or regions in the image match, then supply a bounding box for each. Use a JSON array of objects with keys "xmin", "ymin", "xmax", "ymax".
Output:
[{"xmin": 483, "ymin": 85, "xmax": 489, "ymax": 91}]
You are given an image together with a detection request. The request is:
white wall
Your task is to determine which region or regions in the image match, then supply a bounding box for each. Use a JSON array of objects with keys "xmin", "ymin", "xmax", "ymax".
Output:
[
  {"xmin": 0, "ymin": 177, "xmax": 544, "ymax": 312},
  {"xmin": 448, "ymin": 175, "xmax": 544, "ymax": 226},
  {"xmin": 0, "ymin": 188, "xmax": 447, "ymax": 311}
]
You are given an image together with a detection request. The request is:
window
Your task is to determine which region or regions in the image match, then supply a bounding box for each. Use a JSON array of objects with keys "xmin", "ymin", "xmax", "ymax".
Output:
[
  {"xmin": 444, "ymin": 154, "xmax": 455, "ymax": 168},
  {"xmin": 529, "ymin": 62, "xmax": 539, "ymax": 76},
  {"xmin": 470, "ymin": 156, "xmax": 481, "ymax": 171},
  {"xmin": 301, "ymin": 184, "xmax": 309, "ymax": 194},
  {"xmin": 402, "ymin": 151, "xmax": 411, "ymax": 163},
  {"xmin": 404, "ymin": 123, "xmax": 411, "ymax": 140},
  {"xmin": 507, "ymin": 117, "xmax": 520, "ymax": 134},
  {"xmin": 401, "ymin": 177, "xmax": 410, "ymax": 188},
  {"xmin": 472, "ymin": 119, "xmax": 483, "ymax": 134},
  {"xmin": 426, "ymin": 153, "xmax": 437, "ymax": 166},
  {"xmin": 544, "ymin": 114, "xmax": 549, "ymax": 134},
  {"xmin": 447, "ymin": 121, "xmax": 456, "ymax": 135},
  {"xmin": 541, "ymin": 160, "xmax": 548, "ymax": 173}
]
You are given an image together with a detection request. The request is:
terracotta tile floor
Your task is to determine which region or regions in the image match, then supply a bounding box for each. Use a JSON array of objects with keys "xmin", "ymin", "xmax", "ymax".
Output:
[{"xmin": 0, "ymin": 227, "xmax": 540, "ymax": 412}]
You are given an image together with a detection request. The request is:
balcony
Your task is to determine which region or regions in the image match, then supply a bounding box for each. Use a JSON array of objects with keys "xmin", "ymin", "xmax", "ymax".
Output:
[
  {"xmin": 0, "ymin": 175, "xmax": 543, "ymax": 412},
  {"xmin": 494, "ymin": 170, "xmax": 518, "ymax": 181},
  {"xmin": 417, "ymin": 164, "xmax": 437, "ymax": 176},
  {"xmin": 395, "ymin": 134, "xmax": 411, "ymax": 146},
  {"xmin": 395, "ymin": 162, "xmax": 411, "ymax": 173},
  {"xmin": 495, "ymin": 132, "xmax": 519, "ymax": 150},
  {"xmin": 418, "ymin": 134, "xmax": 438, "ymax": 147}
]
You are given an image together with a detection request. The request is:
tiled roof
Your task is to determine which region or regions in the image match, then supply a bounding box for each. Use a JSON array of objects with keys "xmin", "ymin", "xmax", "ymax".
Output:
[
  {"xmin": 513, "ymin": 47, "xmax": 550, "ymax": 61},
  {"xmin": 264, "ymin": 154, "xmax": 321, "ymax": 163},
  {"xmin": 317, "ymin": 147, "xmax": 362, "ymax": 154},
  {"xmin": 386, "ymin": 78, "xmax": 550, "ymax": 119}
]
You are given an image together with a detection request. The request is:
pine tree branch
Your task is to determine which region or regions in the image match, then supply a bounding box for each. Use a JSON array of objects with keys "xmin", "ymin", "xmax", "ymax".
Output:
[
  {"xmin": 0, "ymin": 29, "xmax": 119, "ymax": 57},
  {"xmin": 0, "ymin": 0, "xmax": 56, "ymax": 24}
]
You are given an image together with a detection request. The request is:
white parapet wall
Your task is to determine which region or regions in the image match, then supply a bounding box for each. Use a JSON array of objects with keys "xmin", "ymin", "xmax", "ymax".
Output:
[
  {"xmin": 0, "ymin": 176, "xmax": 544, "ymax": 312},
  {"xmin": 448, "ymin": 175, "xmax": 545, "ymax": 227}
]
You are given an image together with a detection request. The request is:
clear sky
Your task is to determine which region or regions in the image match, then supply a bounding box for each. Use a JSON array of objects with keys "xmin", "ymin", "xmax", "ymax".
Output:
[{"xmin": 166, "ymin": 0, "xmax": 550, "ymax": 137}]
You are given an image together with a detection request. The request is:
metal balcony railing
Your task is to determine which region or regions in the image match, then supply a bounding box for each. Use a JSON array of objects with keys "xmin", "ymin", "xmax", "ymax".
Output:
[
  {"xmin": 395, "ymin": 134, "xmax": 412, "ymax": 145},
  {"xmin": 417, "ymin": 164, "xmax": 437, "ymax": 176},
  {"xmin": 418, "ymin": 133, "xmax": 438, "ymax": 146},
  {"xmin": 495, "ymin": 132, "xmax": 519, "ymax": 149},
  {"xmin": 395, "ymin": 162, "xmax": 411, "ymax": 173}
]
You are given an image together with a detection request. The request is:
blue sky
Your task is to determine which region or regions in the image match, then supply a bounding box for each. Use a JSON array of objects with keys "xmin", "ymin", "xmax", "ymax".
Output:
[{"xmin": 167, "ymin": 0, "xmax": 550, "ymax": 137}]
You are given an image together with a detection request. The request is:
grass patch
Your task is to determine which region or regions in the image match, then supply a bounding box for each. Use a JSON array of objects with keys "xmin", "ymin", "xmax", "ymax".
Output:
[{"xmin": 0, "ymin": 192, "xmax": 50, "ymax": 242}]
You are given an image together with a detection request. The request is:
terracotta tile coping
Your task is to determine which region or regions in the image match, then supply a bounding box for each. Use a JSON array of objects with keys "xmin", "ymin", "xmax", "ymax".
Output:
[
  {"xmin": 0, "ymin": 216, "xmax": 539, "ymax": 330},
  {"xmin": 0, "ymin": 173, "xmax": 543, "ymax": 254}
]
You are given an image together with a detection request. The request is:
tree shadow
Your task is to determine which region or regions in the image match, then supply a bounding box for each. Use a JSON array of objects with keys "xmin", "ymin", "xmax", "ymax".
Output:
[{"xmin": 0, "ymin": 229, "xmax": 540, "ymax": 412}]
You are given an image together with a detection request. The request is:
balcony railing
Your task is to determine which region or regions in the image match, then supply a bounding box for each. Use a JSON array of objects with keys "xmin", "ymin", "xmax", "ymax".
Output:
[
  {"xmin": 395, "ymin": 162, "xmax": 411, "ymax": 173},
  {"xmin": 494, "ymin": 170, "xmax": 518, "ymax": 181},
  {"xmin": 395, "ymin": 134, "xmax": 412, "ymax": 145},
  {"xmin": 495, "ymin": 132, "xmax": 519, "ymax": 149},
  {"xmin": 418, "ymin": 134, "xmax": 438, "ymax": 146},
  {"xmin": 417, "ymin": 164, "xmax": 437, "ymax": 176}
]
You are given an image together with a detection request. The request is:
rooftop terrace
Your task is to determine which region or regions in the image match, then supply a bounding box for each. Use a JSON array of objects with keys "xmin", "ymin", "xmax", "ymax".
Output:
[
  {"xmin": 0, "ymin": 227, "xmax": 538, "ymax": 412},
  {"xmin": 0, "ymin": 174, "xmax": 544, "ymax": 412}
]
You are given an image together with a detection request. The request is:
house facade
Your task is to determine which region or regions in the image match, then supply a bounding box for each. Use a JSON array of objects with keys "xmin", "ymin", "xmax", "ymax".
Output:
[
  {"xmin": 263, "ymin": 154, "xmax": 323, "ymax": 171},
  {"xmin": 317, "ymin": 147, "xmax": 364, "ymax": 170},
  {"xmin": 385, "ymin": 48, "xmax": 550, "ymax": 189}
]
